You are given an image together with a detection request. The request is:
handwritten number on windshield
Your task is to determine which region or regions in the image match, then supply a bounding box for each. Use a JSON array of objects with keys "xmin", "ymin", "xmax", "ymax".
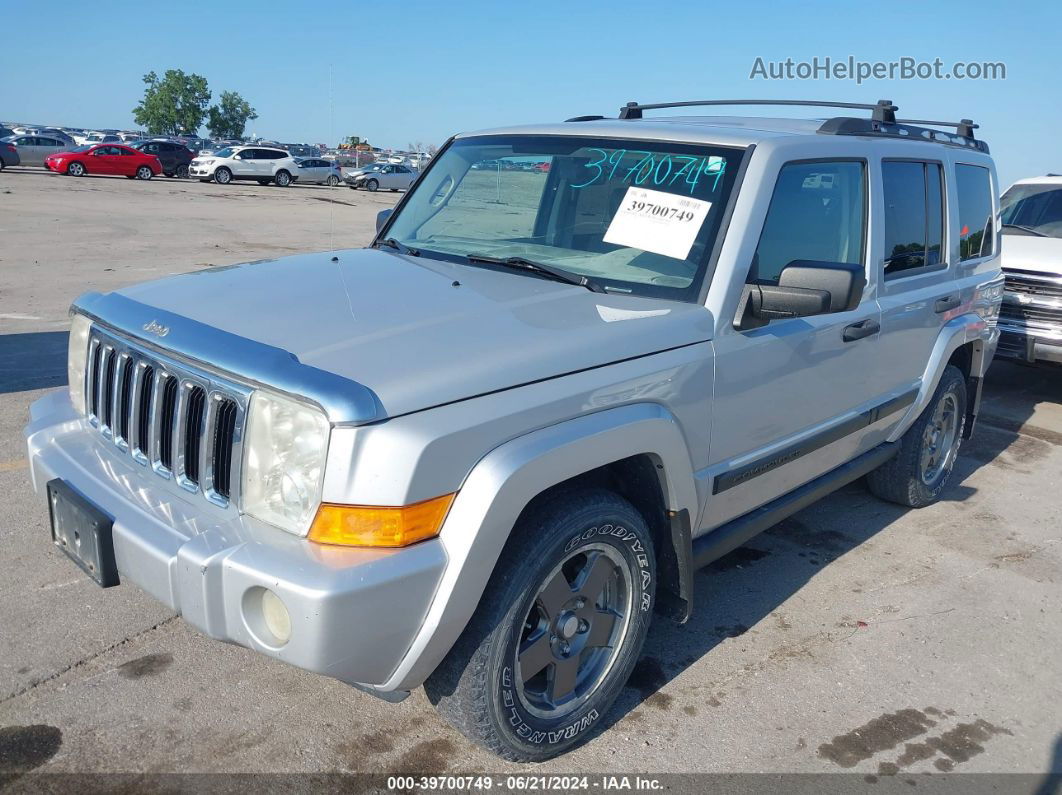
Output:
[{"xmin": 570, "ymin": 149, "xmax": 726, "ymax": 194}]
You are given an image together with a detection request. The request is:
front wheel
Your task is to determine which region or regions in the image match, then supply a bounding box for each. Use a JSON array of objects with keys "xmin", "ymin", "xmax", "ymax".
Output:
[
  {"xmin": 425, "ymin": 489, "xmax": 656, "ymax": 762},
  {"xmin": 213, "ymin": 167, "xmax": 232, "ymax": 185},
  {"xmin": 867, "ymin": 365, "xmax": 967, "ymax": 508},
  {"xmin": 274, "ymin": 170, "xmax": 291, "ymax": 187},
  {"xmin": 175, "ymin": 164, "xmax": 189, "ymax": 179},
  {"xmin": 364, "ymin": 178, "xmax": 379, "ymax": 192},
  {"xmin": 135, "ymin": 166, "xmax": 153, "ymax": 180},
  {"xmin": 67, "ymin": 161, "xmax": 85, "ymax": 177}
]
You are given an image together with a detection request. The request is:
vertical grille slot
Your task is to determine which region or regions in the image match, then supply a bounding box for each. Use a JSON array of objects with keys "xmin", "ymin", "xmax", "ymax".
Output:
[
  {"xmin": 101, "ymin": 349, "xmax": 118, "ymax": 429},
  {"xmin": 158, "ymin": 376, "xmax": 179, "ymax": 470},
  {"xmin": 117, "ymin": 358, "xmax": 135, "ymax": 442},
  {"xmin": 212, "ymin": 399, "xmax": 238, "ymax": 499},
  {"xmin": 183, "ymin": 386, "xmax": 207, "ymax": 485},
  {"xmin": 88, "ymin": 343, "xmax": 103, "ymax": 417},
  {"xmin": 136, "ymin": 365, "xmax": 155, "ymax": 455}
]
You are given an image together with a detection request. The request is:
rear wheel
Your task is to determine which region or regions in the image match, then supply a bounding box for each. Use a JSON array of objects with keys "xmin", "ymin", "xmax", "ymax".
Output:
[
  {"xmin": 274, "ymin": 170, "xmax": 291, "ymax": 187},
  {"xmin": 425, "ymin": 489, "xmax": 656, "ymax": 761},
  {"xmin": 67, "ymin": 161, "xmax": 85, "ymax": 177},
  {"xmin": 326, "ymin": 175, "xmax": 339, "ymax": 187},
  {"xmin": 135, "ymin": 166, "xmax": 153, "ymax": 180},
  {"xmin": 365, "ymin": 178, "xmax": 379, "ymax": 192},
  {"xmin": 867, "ymin": 365, "xmax": 967, "ymax": 508},
  {"xmin": 214, "ymin": 167, "xmax": 232, "ymax": 185}
]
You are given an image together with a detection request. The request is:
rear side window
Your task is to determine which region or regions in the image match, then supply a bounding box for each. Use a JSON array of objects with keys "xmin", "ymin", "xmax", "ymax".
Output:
[
  {"xmin": 956, "ymin": 164, "xmax": 995, "ymax": 260},
  {"xmin": 882, "ymin": 161, "xmax": 945, "ymax": 277},
  {"xmin": 750, "ymin": 161, "xmax": 866, "ymax": 285}
]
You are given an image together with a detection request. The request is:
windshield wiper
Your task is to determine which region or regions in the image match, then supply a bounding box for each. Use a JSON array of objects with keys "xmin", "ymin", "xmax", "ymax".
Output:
[
  {"xmin": 1001, "ymin": 223, "xmax": 1047, "ymax": 237},
  {"xmin": 465, "ymin": 254, "xmax": 604, "ymax": 293},
  {"xmin": 375, "ymin": 237, "xmax": 420, "ymax": 256}
]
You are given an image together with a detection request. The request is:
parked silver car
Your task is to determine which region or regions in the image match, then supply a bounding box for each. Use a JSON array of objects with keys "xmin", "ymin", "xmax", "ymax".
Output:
[
  {"xmin": 345, "ymin": 162, "xmax": 417, "ymax": 191},
  {"xmin": 25, "ymin": 98, "xmax": 1003, "ymax": 762},
  {"xmin": 1, "ymin": 134, "xmax": 72, "ymax": 166},
  {"xmin": 295, "ymin": 157, "xmax": 342, "ymax": 186}
]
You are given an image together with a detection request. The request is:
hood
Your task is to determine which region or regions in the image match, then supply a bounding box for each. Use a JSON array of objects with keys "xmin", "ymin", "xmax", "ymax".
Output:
[
  {"xmin": 101, "ymin": 248, "xmax": 713, "ymax": 422},
  {"xmin": 1001, "ymin": 234, "xmax": 1062, "ymax": 275}
]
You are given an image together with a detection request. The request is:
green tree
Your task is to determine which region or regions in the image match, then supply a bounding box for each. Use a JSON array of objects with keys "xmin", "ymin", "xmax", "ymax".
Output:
[
  {"xmin": 206, "ymin": 91, "xmax": 259, "ymax": 140},
  {"xmin": 132, "ymin": 70, "xmax": 211, "ymax": 136}
]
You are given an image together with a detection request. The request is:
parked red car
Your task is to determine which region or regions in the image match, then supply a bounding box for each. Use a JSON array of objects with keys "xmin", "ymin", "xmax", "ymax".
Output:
[{"xmin": 45, "ymin": 145, "xmax": 163, "ymax": 180}]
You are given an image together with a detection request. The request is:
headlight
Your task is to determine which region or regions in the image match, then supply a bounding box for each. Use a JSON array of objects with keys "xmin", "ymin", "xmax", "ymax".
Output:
[
  {"xmin": 242, "ymin": 390, "xmax": 330, "ymax": 536},
  {"xmin": 67, "ymin": 313, "xmax": 92, "ymax": 415}
]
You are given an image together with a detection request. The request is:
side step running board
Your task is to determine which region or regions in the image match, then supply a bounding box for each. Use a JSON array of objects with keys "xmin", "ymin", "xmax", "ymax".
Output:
[{"xmin": 692, "ymin": 442, "xmax": 899, "ymax": 570}]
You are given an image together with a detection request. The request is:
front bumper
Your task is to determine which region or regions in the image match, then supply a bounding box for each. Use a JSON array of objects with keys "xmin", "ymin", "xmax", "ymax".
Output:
[
  {"xmin": 996, "ymin": 328, "xmax": 1062, "ymax": 364},
  {"xmin": 24, "ymin": 389, "xmax": 447, "ymax": 689},
  {"xmin": 189, "ymin": 165, "xmax": 212, "ymax": 178}
]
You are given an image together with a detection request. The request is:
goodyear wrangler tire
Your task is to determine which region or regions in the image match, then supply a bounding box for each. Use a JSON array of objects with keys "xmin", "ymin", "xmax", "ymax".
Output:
[
  {"xmin": 425, "ymin": 488, "xmax": 656, "ymax": 761},
  {"xmin": 867, "ymin": 365, "xmax": 967, "ymax": 508}
]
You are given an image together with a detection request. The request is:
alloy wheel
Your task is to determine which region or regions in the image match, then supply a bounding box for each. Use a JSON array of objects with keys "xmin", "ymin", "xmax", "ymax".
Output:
[
  {"xmin": 515, "ymin": 543, "xmax": 632, "ymax": 719},
  {"xmin": 920, "ymin": 392, "xmax": 959, "ymax": 484}
]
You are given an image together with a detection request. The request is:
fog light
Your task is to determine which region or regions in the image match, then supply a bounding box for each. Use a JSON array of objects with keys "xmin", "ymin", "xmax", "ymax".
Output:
[{"xmin": 261, "ymin": 589, "xmax": 291, "ymax": 645}]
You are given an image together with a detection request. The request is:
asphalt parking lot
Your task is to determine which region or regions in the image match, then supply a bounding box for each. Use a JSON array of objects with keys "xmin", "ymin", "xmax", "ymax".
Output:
[{"xmin": 1, "ymin": 168, "xmax": 1059, "ymax": 782}]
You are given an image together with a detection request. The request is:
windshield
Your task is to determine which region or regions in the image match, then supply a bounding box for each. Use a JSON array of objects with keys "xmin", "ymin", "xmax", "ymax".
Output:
[
  {"xmin": 1000, "ymin": 183, "xmax": 1062, "ymax": 239},
  {"xmin": 382, "ymin": 135, "xmax": 743, "ymax": 300},
  {"xmin": 68, "ymin": 146, "xmax": 92, "ymax": 153},
  {"xmin": 210, "ymin": 147, "xmax": 235, "ymax": 158}
]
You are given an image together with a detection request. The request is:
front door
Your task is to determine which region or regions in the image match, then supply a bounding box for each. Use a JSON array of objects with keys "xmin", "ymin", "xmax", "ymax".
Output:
[
  {"xmin": 702, "ymin": 158, "xmax": 888, "ymax": 530},
  {"xmin": 90, "ymin": 146, "xmax": 124, "ymax": 175}
]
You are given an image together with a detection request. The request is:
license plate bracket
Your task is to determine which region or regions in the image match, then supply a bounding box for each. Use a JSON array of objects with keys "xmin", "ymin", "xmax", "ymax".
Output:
[{"xmin": 47, "ymin": 479, "xmax": 119, "ymax": 588}]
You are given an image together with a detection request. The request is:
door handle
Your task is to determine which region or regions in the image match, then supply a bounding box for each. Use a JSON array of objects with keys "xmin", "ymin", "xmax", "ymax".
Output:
[
  {"xmin": 843, "ymin": 319, "xmax": 880, "ymax": 342},
  {"xmin": 935, "ymin": 295, "xmax": 961, "ymax": 313}
]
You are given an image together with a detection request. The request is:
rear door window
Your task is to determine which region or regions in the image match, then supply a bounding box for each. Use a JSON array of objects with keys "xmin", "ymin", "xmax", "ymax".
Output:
[
  {"xmin": 882, "ymin": 161, "xmax": 945, "ymax": 277},
  {"xmin": 956, "ymin": 164, "xmax": 995, "ymax": 260}
]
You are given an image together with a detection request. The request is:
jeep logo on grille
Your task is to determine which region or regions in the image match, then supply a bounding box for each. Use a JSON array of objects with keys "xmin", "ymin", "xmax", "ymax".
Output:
[{"xmin": 142, "ymin": 319, "xmax": 170, "ymax": 337}]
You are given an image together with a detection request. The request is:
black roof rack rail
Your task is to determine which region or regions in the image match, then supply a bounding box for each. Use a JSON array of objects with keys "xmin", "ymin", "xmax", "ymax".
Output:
[
  {"xmin": 618, "ymin": 98, "xmax": 988, "ymax": 153},
  {"xmin": 565, "ymin": 115, "xmax": 606, "ymax": 122},
  {"xmin": 618, "ymin": 98, "xmax": 899, "ymax": 123}
]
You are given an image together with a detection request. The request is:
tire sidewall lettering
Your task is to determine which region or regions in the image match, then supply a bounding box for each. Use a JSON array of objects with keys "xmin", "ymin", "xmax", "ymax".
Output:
[{"xmin": 496, "ymin": 517, "xmax": 655, "ymax": 748}]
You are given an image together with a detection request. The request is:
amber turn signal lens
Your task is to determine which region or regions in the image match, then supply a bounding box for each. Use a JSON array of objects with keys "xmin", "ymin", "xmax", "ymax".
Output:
[{"xmin": 307, "ymin": 493, "xmax": 456, "ymax": 548}]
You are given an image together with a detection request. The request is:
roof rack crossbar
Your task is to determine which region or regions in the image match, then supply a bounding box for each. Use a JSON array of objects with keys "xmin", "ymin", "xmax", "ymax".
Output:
[
  {"xmin": 895, "ymin": 117, "xmax": 979, "ymax": 139},
  {"xmin": 618, "ymin": 98, "xmax": 899, "ymax": 123}
]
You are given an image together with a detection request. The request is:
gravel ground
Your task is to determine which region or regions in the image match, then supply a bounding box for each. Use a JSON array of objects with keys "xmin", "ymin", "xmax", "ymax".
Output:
[{"xmin": 0, "ymin": 168, "xmax": 1059, "ymax": 784}]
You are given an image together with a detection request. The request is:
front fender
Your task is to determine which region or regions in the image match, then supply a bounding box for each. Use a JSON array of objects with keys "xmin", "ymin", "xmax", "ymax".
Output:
[{"xmin": 375, "ymin": 402, "xmax": 698, "ymax": 692}]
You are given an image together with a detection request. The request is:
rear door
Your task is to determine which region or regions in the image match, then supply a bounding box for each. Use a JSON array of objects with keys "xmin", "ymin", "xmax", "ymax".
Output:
[
  {"xmin": 703, "ymin": 158, "xmax": 887, "ymax": 529},
  {"xmin": 873, "ymin": 157, "xmax": 960, "ymax": 394}
]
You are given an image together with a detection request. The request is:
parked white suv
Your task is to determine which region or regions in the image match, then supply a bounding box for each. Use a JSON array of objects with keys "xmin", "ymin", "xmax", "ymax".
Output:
[
  {"xmin": 189, "ymin": 145, "xmax": 301, "ymax": 187},
  {"xmin": 997, "ymin": 176, "xmax": 1062, "ymax": 364}
]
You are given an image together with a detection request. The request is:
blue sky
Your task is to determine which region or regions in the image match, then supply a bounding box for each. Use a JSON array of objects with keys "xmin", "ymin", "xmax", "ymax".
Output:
[{"xmin": 2, "ymin": 0, "xmax": 1058, "ymax": 186}]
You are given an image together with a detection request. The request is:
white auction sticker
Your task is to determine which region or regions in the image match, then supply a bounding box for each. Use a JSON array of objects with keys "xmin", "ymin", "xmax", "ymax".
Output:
[{"xmin": 603, "ymin": 186, "xmax": 712, "ymax": 260}]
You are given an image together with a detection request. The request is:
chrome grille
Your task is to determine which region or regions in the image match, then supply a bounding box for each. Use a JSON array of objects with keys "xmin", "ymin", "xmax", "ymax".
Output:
[
  {"xmin": 85, "ymin": 326, "xmax": 249, "ymax": 508},
  {"xmin": 1003, "ymin": 269, "xmax": 1062, "ymax": 300}
]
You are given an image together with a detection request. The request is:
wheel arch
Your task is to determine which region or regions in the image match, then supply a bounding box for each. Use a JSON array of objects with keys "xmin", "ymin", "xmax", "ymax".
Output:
[
  {"xmin": 887, "ymin": 315, "xmax": 991, "ymax": 444},
  {"xmin": 376, "ymin": 402, "xmax": 698, "ymax": 693}
]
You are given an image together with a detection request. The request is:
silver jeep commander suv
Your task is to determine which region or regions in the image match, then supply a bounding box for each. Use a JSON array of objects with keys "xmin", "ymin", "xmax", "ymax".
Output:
[{"xmin": 26, "ymin": 99, "xmax": 1003, "ymax": 761}]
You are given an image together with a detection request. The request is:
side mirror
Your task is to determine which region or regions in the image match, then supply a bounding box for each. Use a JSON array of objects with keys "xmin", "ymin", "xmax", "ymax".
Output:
[
  {"xmin": 376, "ymin": 208, "xmax": 393, "ymax": 233},
  {"xmin": 738, "ymin": 260, "xmax": 865, "ymax": 330}
]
